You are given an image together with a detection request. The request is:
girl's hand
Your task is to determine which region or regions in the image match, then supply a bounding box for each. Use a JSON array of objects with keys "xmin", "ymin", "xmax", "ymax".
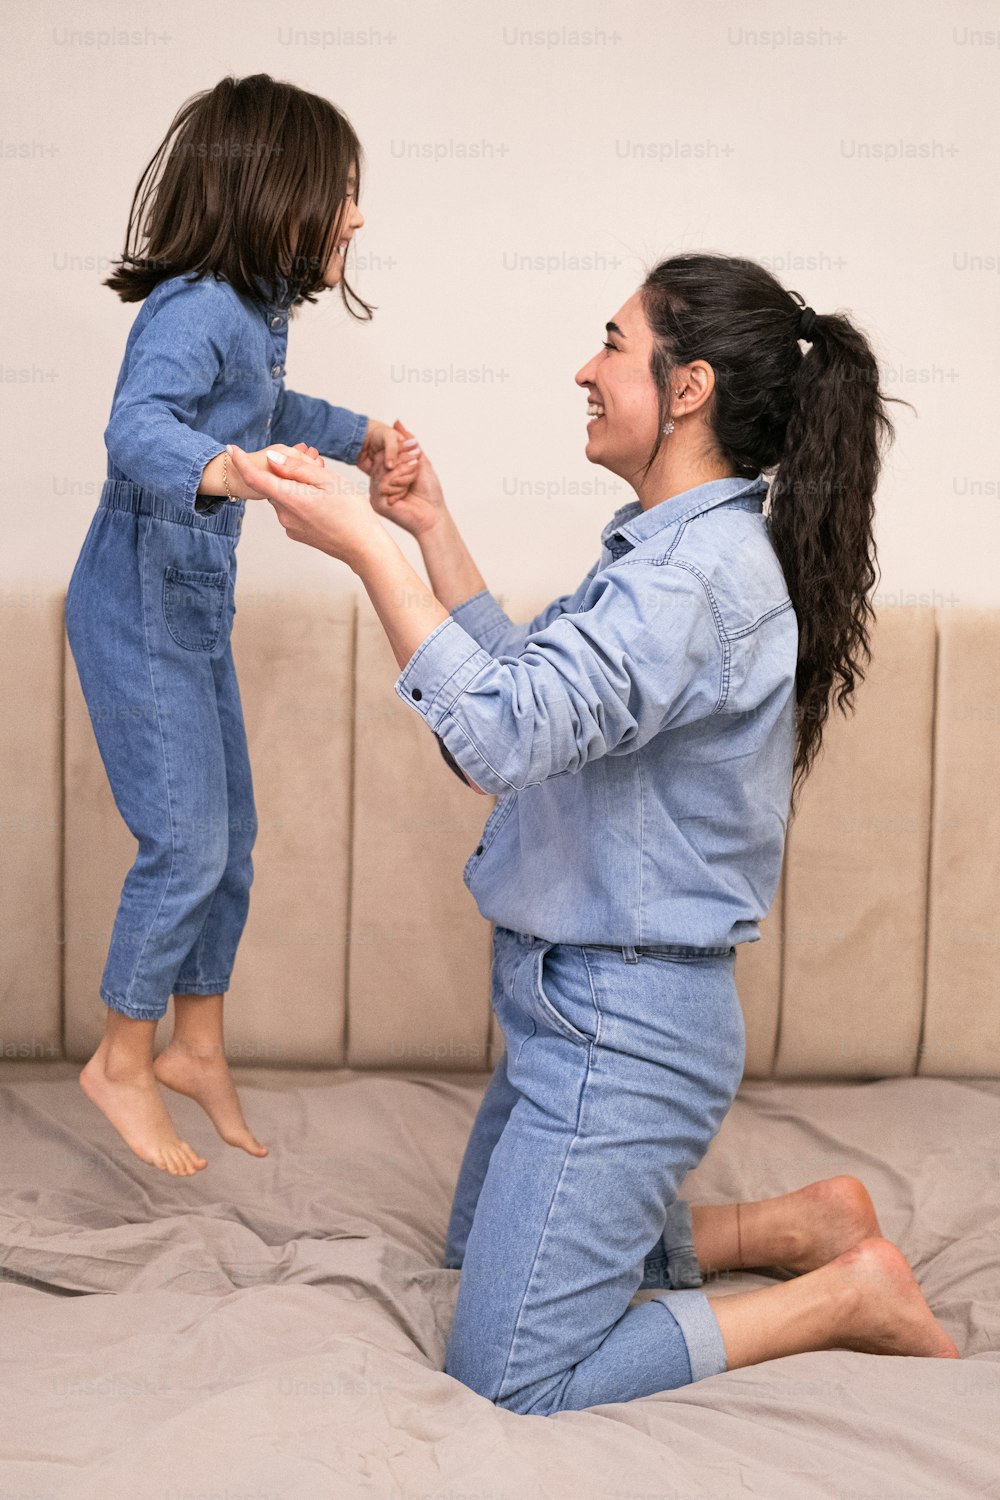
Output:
[
  {"xmin": 369, "ymin": 422, "xmax": 448, "ymax": 538},
  {"xmin": 227, "ymin": 442, "xmax": 384, "ymax": 568},
  {"xmin": 356, "ymin": 418, "xmax": 419, "ymax": 500}
]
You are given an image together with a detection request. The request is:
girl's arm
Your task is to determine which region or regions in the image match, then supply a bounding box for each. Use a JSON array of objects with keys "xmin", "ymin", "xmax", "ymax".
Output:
[
  {"xmin": 270, "ymin": 390, "xmax": 410, "ymax": 499},
  {"xmin": 198, "ymin": 443, "xmax": 321, "ymax": 499},
  {"xmin": 105, "ymin": 277, "xmax": 243, "ymax": 514},
  {"xmin": 269, "ymin": 385, "xmax": 368, "ymax": 465}
]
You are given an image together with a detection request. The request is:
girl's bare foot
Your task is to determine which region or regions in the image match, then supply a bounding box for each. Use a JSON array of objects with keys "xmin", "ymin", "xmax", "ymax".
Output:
[
  {"xmin": 157, "ymin": 994, "xmax": 268, "ymax": 1157},
  {"xmin": 80, "ymin": 1038, "xmax": 207, "ymax": 1176},
  {"xmin": 153, "ymin": 1041, "xmax": 268, "ymax": 1157},
  {"xmin": 708, "ymin": 1235, "xmax": 959, "ymax": 1372}
]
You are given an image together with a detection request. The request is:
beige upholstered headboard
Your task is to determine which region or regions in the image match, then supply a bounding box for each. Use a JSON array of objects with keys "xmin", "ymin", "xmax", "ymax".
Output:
[{"xmin": 2, "ymin": 588, "xmax": 997, "ymax": 1079}]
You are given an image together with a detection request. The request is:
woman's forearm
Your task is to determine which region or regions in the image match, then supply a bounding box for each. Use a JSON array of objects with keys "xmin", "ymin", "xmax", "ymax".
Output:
[
  {"xmin": 417, "ymin": 511, "xmax": 489, "ymax": 612},
  {"xmin": 355, "ymin": 529, "xmax": 452, "ymax": 673}
]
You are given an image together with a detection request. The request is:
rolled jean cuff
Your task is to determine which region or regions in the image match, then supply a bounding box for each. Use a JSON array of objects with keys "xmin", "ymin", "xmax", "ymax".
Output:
[
  {"xmin": 654, "ymin": 1289, "xmax": 728, "ymax": 1383},
  {"xmin": 640, "ymin": 1198, "xmax": 703, "ymax": 1290},
  {"xmin": 100, "ymin": 986, "xmax": 167, "ymax": 1022}
]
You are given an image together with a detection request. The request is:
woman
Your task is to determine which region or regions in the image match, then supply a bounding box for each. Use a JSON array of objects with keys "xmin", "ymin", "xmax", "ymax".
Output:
[{"xmin": 229, "ymin": 253, "xmax": 959, "ymax": 1414}]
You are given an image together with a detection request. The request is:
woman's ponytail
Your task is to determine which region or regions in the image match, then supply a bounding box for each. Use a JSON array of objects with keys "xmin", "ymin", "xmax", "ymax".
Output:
[
  {"xmin": 641, "ymin": 254, "xmax": 902, "ymax": 812},
  {"xmin": 767, "ymin": 307, "xmax": 895, "ymax": 805}
]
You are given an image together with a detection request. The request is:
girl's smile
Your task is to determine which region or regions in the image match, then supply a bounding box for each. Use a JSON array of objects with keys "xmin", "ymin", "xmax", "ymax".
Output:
[{"xmin": 323, "ymin": 170, "xmax": 364, "ymax": 287}]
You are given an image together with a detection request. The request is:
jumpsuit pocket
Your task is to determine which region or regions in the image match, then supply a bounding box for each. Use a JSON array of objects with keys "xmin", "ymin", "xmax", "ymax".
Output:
[
  {"xmin": 528, "ymin": 942, "xmax": 597, "ymax": 1047},
  {"xmin": 163, "ymin": 566, "xmax": 229, "ymax": 652}
]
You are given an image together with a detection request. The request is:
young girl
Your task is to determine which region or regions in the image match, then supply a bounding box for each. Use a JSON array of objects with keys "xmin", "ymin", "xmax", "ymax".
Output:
[{"xmin": 65, "ymin": 74, "xmax": 418, "ymax": 1176}]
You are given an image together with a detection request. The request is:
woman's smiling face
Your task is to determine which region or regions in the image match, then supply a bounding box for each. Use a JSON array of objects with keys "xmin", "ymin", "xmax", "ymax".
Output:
[{"xmin": 575, "ymin": 290, "xmax": 662, "ymax": 483}]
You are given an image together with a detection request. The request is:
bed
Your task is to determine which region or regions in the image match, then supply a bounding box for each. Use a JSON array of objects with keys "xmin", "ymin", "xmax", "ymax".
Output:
[{"xmin": 1, "ymin": 587, "xmax": 998, "ymax": 1498}]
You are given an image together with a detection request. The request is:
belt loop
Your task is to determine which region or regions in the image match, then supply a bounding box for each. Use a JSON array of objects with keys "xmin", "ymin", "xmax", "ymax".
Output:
[{"xmin": 622, "ymin": 945, "xmax": 639, "ymax": 964}]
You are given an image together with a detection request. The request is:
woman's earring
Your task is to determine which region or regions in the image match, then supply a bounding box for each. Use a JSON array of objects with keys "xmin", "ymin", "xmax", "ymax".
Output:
[{"xmin": 664, "ymin": 385, "xmax": 686, "ymax": 435}]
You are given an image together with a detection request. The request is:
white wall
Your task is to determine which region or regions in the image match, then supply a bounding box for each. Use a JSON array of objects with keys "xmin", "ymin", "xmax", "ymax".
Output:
[{"xmin": 4, "ymin": 0, "xmax": 998, "ymax": 610}]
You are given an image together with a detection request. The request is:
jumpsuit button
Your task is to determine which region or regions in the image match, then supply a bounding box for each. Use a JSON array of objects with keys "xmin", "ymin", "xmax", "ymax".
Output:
[
  {"xmin": 475, "ymin": 844, "xmax": 484, "ymax": 856},
  {"xmin": 270, "ymin": 314, "xmax": 284, "ymax": 329},
  {"xmin": 271, "ymin": 363, "xmax": 283, "ymax": 378},
  {"xmin": 411, "ymin": 688, "xmax": 422, "ymax": 701}
]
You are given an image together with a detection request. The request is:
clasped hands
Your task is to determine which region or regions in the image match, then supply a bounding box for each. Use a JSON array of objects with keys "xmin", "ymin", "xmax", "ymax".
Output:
[{"xmin": 226, "ymin": 418, "xmax": 443, "ymax": 567}]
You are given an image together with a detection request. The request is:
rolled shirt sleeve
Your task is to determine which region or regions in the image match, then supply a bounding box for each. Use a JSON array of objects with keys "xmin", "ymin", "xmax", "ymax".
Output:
[
  {"xmin": 103, "ymin": 278, "xmax": 233, "ymax": 513},
  {"xmin": 395, "ymin": 562, "xmax": 725, "ymax": 796},
  {"xmin": 270, "ymin": 386, "xmax": 368, "ymax": 464},
  {"xmin": 449, "ymin": 561, "xmax": 600, "ymax": 656}
]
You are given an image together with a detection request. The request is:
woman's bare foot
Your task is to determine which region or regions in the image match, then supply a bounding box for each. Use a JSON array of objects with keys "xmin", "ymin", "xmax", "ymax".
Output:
[
  {"xmin": 80, "ymin": 1037, "xmax": 207, "ymax": 1176},
  {"xmin": 153, "ymin": 1041, "xmax": 268, "ymax": 1157},
  {"xmin": 831, "ymin": 1238, "xmax": 960, "ymax": 1359},
  {"xmin": 774, "ymin": 1175, "xmax": 883, "ymax": 1274},
  {"xmin": 692, "ymin": 1175, "xmax": 882, "ymax": 1277},
  {"xmin": 709, "ymin": 1235, "xmax": 959, "ymax": 1371}
]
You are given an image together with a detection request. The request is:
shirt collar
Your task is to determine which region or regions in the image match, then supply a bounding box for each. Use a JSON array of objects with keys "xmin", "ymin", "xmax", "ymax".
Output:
[
  {"xmin": 249, "ymin": 274, "xmax": 298, "ymax": 316},
  {"xmin": 601, "ymin": 474, "xmax": 768, "ymax": 549}
]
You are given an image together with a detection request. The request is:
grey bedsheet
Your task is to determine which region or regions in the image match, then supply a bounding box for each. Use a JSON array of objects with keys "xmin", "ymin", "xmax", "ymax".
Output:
[{"xmin": 1, "ymin": 1068, "xmax": 998, "ymax": 1499}]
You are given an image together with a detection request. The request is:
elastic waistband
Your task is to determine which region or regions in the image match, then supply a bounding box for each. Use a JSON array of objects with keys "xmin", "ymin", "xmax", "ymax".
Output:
[
  {"xmin": 504, "ymin": 927, "xmax": 734, "ymax": 961},
  {"xmin": 98, "ymin": 480, "xmax": 244, "ymax": 537}
]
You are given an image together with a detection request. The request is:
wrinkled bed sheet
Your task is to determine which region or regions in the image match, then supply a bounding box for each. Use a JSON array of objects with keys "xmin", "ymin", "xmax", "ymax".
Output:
[{"xmin": 1, "ymin": 1067, "xmax": 998, "ymax": 1500}]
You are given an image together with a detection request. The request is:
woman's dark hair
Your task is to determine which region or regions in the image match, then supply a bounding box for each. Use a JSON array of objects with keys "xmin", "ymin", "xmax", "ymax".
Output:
[
  {"xmin": 641, "ymin": 252, "xmax": 903, "ymax": 811},
  {"xmin": 104, "ymin": 73, "xmax": 373, "ymax": 318}
]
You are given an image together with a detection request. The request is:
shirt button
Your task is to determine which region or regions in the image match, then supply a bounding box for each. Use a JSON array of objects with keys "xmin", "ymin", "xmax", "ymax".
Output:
[
  {"xmin": 271, "ymin": 363, "xmax": 283, "ymax": 378},
  {"xmin": 411, "ymin": 688, "xmax": 422, "ymax": 701},
  {"xmin": 475, "ymin": 844, "xmax": 484, "ymax": 856}
]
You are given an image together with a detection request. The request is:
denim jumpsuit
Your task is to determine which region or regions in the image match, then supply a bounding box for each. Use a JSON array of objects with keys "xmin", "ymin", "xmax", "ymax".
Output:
[
  {"xmin": 395, "ymin": 475, "xmax": 798, "ymax": 1413},
  {"xmin": 65, "ymin": 273, "xmax": 367, "ymax": 1020}
]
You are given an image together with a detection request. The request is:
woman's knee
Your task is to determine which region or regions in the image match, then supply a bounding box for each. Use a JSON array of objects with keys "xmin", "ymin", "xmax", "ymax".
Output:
[{"xmin": 444, "ymin": 1349, "xmax": 563, "ymax": 1416}]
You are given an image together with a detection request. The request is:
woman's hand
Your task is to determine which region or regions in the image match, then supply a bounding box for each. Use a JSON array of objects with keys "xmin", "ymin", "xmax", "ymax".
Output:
[
  {"xmin": 201, "ymin": 442, "xmax": 321, "ymax": 501},
  {"xmin": 232, "ymin": 441, "xmax": 322, "ymax": 500},
  {"xmin": 227, "ymin": 442, "xmax": 385, "ymax": 568},
  {"xmin": 369, "ymin": 421, "xmax": 448, "ymax": 538}
]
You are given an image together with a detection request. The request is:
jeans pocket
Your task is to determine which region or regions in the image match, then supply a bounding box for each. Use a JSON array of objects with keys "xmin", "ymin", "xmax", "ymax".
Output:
[
  {"xmin": 163, "ymin": 566, "xmax": 229, "ymax": 652},
  {"xmin": 529, "ymin": 942, "xmax": 596, "ymax": 1047}
]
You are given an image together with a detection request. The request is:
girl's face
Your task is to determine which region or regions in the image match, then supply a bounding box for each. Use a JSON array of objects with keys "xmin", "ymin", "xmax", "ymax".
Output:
[
  {"xmin": 575, "ymin": 290, "xmax": 662, "ymax": 484},
  {"xmin": 323, "ymin": 166, "xmax": 365, "ymax": 287}
]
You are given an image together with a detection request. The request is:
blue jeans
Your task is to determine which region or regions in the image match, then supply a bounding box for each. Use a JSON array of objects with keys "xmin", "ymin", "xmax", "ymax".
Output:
[
  {"xmin": 64, "ymin": 480, "xmax": 256, "ymax": 1021},
  {"xmin": 443, "ymin": 925, "xmax": 745, "ymax": 1413}
]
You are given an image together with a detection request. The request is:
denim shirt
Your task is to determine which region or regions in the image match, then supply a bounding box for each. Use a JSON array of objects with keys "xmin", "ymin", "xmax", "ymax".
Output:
[
  {"xmin": 395, "ymin": 475, "xmax": 798, "ymax": 948},
  {"xmin": 103, "ymin": 273, "xmax": 368, "ymax": 515}
]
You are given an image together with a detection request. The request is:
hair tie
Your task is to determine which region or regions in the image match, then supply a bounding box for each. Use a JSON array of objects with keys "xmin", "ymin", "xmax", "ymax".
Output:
[{"xmin": 797, "ymin": 305, "xmax": 819, "ymax": 341}]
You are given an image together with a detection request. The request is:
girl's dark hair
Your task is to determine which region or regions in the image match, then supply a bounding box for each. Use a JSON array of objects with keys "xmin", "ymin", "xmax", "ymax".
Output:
[
  {"xmin": 104, "ymin": 73, "xmax": 373, "ymax": 318},
  {"xmin": 641, "ymin": 252, "xmax": 902, "ymax": 811}
]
